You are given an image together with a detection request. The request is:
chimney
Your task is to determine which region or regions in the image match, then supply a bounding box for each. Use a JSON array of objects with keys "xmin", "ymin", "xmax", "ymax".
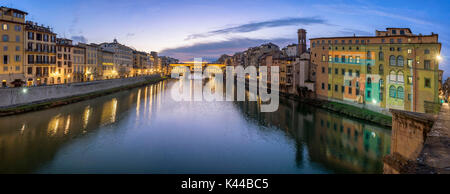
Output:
[{"xmin": 297, "ymin": 29, "xmax": 307, "ymax": 56}]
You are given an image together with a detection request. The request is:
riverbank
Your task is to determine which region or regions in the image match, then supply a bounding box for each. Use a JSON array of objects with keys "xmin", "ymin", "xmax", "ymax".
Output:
[
  {"xmin": 281, "ymin": 93, "xmax": 393, "ymax": 127},
  {"xmin": 0, "ymin": 75, "xmax": 167, "ymax": 117}
]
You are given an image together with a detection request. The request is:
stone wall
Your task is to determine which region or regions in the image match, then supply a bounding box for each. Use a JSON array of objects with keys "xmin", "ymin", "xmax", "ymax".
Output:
[
  {"xmin": 383, "ymin": 107, "xmax": 448, "ymax": 174},
  {"xmin": 0, "ymin": 75, "xmax": 160, "ymax": 109}
]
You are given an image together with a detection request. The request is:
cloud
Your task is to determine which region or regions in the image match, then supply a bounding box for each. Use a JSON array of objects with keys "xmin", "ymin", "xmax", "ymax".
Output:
[
  {"xmin": 186, "ymin": 17, "xmax": 326, "ymax": 40},
  {"xmin": 71, "ymin": 35, "xmax": 88, "ymax": 44},
  {"xmin": 160, "ymin": 37, "xmax": 295, "ymax": 61},
  {"xmin": 126, "ymin": 33, "xmax": 135, "ymax": 37}
]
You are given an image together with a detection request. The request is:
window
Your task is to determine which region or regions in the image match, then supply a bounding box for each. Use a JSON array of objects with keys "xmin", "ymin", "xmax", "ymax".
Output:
[
  {"xmin": 16, "ymin": 46, "xmax": 20, "ymax": 51},
  {"xmin": 341, "ymin": 56, "xmax": 346, "ymax": 63},
  {"xmin": 322, "ymin": 67, "xmax": 325, "ymax": 73},
  {"xmin": 2, "ymin": 35, "xmax": 8, "ymax": 42},
  {"xmin": 408, "ymin": 94, "xmax": 412, "ymax": 101},
  {"xmin": 342, "ymin": 69, "xmax": 345, "ymax": 75},
  {"xmin": 424, "ymin": 60, "xmax": 431, "ymax": 70},
  {"xmin": 407, "ymin": 59, "xmax": 413, "ymax": 68},
  {"xmin": 408, "ymin": 48, "xmax": 412, "ymax": 54},
  {"xmin": 15, "ymin": 66, "xmax": 20, "ymax": 71},
  {"xmin": 328, "ymin": 84, "xmax": 331, "ymax": 91},
  {"xmin": 15, "ymin": 55, "xmax": 20, "ymax": 62},
  {"xmin": 3, "ymin": 66, "xmax": 8, "ymax": 72},
  {"xmin": 397, "ymin": 56, "xmax": 404, "ymax": 66},
  {"xmin": 2, "ymin": 24, "xmax": 8, "ymax": 30},
  {"xmin": 328, "ymin": 67, "xmax": 331, "ymax": 74},
  {"xmin": 349, "ymin": 56, "xmax": 353, "ymax": 63},
  {"xmin": 349, "ymin": 87, "xmax": 352, "ymax": 94},
  {"xmin": 397, "ymin": 71, "xmax": 404, "ymax": 83},
  {"xmin": 397, "ymin": 87, "xmax": 404, "ymax": 99},
  {"xmin": 367, "ymin": 51, "xmax": 372, "ymax": 59},
  {"xmin": 28, "ymin": 32, "xmax": 34, "ymax": 40},
  {"xmin": 356, "ymin": 70, "xmax": 360, "ymax": 77},
  {"xmin": 335, "ymin": 85, "xmax": 338, "ymax": 92},
  {"xmin": 356, "ymin": 56, "xmax": 360, "ymax": 64},
  {"xmin": 398, "ymin": 39, "xmax": 402, "ymax": 43},
  {"xmin": 379, "ymin": 65, "xmax": 384, "ymax": 74},
  {"xmin": 389, "ymin": 86, "xmax": 396, "ymax": 98},
  {"xmin": 379, "ymin": 52, "xmax": 384, "ymax": 61},
  {"xmin": 400, "ymin": 30, "xmax": 405, "ymax": 35},
  {"xmin": 392, "ymin": 30, "xmax": 397, "ymax": 34},
  {"xmin": 367, "ymin": 91, "xmax": 371, "ymax": 98},
  {"xmin": 424, "ymin": 49, "xmax": 430, "ymax": 54},
  {"xmin": 349, "ymin": 69, "xmax": 353, "ymax": 76},
  {"xmin": 425, "ymin": 78, "xmax": 431, "ymax": 88},
  {"xmin": 335, "ymin": 68, "xmax": 338, "ymax": 74},
  {"xmin": 390, "ymin": 71, "xmax": 396, "ymax": 81},
  {"xmin": 321, "ymin": 83, "xmax": 325, "ymax": 90},
  {"xmin": 14, "ymin": 25, "xmax": 21, "ymax": 32},
  {"xmin": 342, "ymin": 86, "xmax": 345, "ymax": 93},
  {"xmin": 367, "ymin": 64, "xmax": 372, "ymax": 74},
  {"xmin": 380, "ymin": 92, "xmax": 383, "ymax": 102},
  {"xmin": 16, "ymin": 35, "xmax": 20, "ymax": 42},
  {"xmin": 3, "ymin": 55, "xmax": 8, "ymax": 64},
  {"xmin": 408, "ymin": 76, "xmax": 413, "ymax": 84},
  {"xmin": 334, "ymin": 55, "xmax": 339, "ymax": 62},
  {"xmin": 3, "ymin": 46, "xmax": 7, "ymax": 51},
  {"xmin": 390, "ymin": 55, "xmax": 396, "ymax": 66},
  {"xmin": 367, "ymin": 77, "xmax": 372, "ymax": 87},
  {"xmin": 322, "ymin": 55, "xmax": 326, "ymax": 62},
  {"xmin": 356, "ymin": 89, "xmax": 360, "ymax": 95},
  {"xmin": 328, "ymin": 55, "xmax": 332, "ymax": 62}
]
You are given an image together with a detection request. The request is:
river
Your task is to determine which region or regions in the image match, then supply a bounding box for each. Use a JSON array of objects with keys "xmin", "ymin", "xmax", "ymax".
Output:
[{"xmin": 0, "ymin": 79, "xmax": 391, "ymax": 174}]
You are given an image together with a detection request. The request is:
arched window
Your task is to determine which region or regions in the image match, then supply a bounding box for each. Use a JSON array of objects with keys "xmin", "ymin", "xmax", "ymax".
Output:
[
  {"xmin": 367, "ymin": 51, "xmax": 372, "ymax": 59},
  {"xmin": 367, "ymin": 64, "xmax": 372, "ymax": 74},
  {"xmin": 379, "ymin": 52, "xmax": 384, "ymax": 61},
  {"xmin": 390, "ymin": 70, "xmax": 396, "ymax": 81},
  {"xmin": 389, "ymin": 86, "xmax": 396, "ymax": 98},
  {"xmin": 397, "ymin": 71, "xmax": 404, "ymax": 83},
  {"xmin": 397, "ymin": 56, "xmax": 404, "ymax": 67},
  {"xmin": 390, "ymin": 55, "xmax": 396, "ymax": 66},
  {"xmin": 379, "ymin": 64, "xmax": 384, "ymax": 74},
  {"xmin": 397, "ymin": 86, "xmax": 404, "ymax": 99}
]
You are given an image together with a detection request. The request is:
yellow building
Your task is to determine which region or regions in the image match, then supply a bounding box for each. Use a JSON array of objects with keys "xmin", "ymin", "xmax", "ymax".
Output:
[
  {"xmin": 311, "ymin": 28, "xmax": 442, "ymax": 114},
  {"xmin": 24, "ymin": 21, "xmax": 57, "ymax": 86},
  {"xmin": 72, "ymin": 46, "xmax": 85, "ymax": 82},
  {"xmin": 99, "ymin": 49, "xmax": 117, "ymax": 79},
  {"xmin": 78, "ymin": 43, "xmax": 99, "ymax": 81},
  {"xmin": 0, "ymin": 7, "xmax": 27, "ymax": 87},
  {"xmin": 56, "ymin": 38, "xmax": 74, "ymax": 84}
]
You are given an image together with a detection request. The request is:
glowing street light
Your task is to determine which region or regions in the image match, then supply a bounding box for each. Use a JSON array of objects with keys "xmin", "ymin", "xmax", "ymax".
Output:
[{"xmin": 436, "ymin": 55, "xmax": 442, "ymax": 62}]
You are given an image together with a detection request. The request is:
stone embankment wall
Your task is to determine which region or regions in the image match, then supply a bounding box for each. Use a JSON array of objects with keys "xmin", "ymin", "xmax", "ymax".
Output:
[
  {"xmin": 0, "ymin": 75, "xmax": 161, "ymax": 109},
  {"xmin": 384, "ymin": 104, "xmax": 450, "ymax": 174}
]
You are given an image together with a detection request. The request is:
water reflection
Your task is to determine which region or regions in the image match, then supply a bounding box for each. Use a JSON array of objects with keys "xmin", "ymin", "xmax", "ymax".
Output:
[
  {"xmin": 0, "ymin": 83, "xmax": 164, "ymax": 173},
  {"xmin": 0, "ymin": 79, "xmax": 391, "ymax": 173}
]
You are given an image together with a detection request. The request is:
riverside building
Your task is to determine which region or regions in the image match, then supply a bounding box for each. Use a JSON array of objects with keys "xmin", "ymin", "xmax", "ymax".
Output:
[{"xmin": 311, "ymin": 28, "xmax": 442, "ymax": 114}]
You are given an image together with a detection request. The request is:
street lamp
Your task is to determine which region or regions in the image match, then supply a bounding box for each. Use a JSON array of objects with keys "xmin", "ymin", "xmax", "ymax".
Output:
[{"xmin": 437, "ymin": 55, "xmax": 442, "ymax": 62}]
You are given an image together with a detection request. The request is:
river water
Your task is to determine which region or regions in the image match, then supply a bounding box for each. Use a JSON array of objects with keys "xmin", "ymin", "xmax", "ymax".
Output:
[{"xmin": 0, "ymin": 79, "xmax": 391, "ymax": 174}]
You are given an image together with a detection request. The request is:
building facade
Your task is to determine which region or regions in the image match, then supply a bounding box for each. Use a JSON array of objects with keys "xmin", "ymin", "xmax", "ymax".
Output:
[
  {"xmin": 72, "ymin": 46, "xmax": 85, "ymax": 82},
  {"xmin": 100, "ymin": 39, "xmax": 133, "ymax": 78},
  {"xmin": 24, "ymin": 21, "xmax": 57, "ymax": 86},
  {"xmin": 78, "ymin": 43, "xmax": 99, "ymax": 81},
  {"xmin": 0, "ymin": 7, "xmax": 27, "ymax": 87},
  {"xmin": 99, "ymin": 49, "xmax": 116, "ymax": 79},
  {"xmin": 56, "ymin": 38, "xmax": 73, "ymax": 84},
  {"xmin": 311, "ymin": 28, "xmax": 442, "ymax": 113}
]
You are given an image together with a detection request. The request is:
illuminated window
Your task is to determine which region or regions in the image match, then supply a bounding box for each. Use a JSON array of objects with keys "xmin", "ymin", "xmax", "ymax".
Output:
[
  {"xmin": 408, "ymin": 76, "xmax": 413, "ymax": 84},
  {"xmin": 408, "ymin": 49, "xmax": 412, "ymax": 54},
  {"xmin": 2, "ymin": 24, "xmax": 8, "ymax": 30},
  {"xmin": 397, "ymin": 71, "xmax": 404, "ymax": 83}
]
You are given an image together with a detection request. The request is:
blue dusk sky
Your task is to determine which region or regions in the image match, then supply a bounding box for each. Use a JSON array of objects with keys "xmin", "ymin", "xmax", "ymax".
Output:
[{"xmin": 3, "ymin": 0, "xmax": 450, "ymax": 78}]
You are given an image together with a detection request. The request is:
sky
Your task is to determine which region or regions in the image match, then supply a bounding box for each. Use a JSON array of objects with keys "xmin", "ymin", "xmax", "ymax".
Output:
[{"xmin": 3, "ymin": 0, "xmax": 450, "ymax": 78}]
